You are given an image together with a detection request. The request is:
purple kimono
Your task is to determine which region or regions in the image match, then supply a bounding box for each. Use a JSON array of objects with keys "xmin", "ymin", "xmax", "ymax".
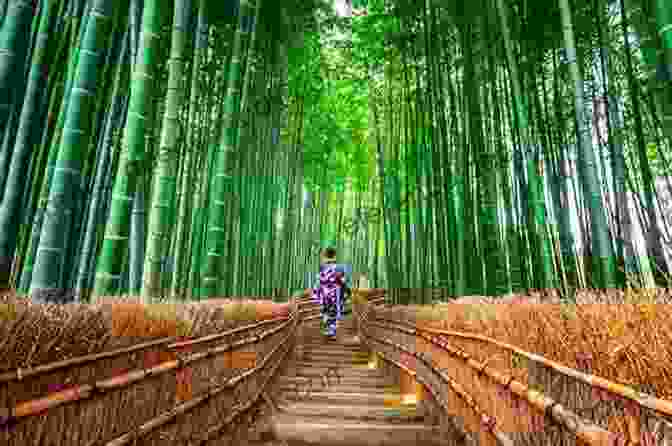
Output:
[{"xmin": 312, "ymin": 262, "xmax": 344, "ymax": 336}]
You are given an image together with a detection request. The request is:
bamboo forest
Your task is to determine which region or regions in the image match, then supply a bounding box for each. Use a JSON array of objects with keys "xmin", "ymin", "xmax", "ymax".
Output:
[
  {"xmin": 1, "ymin": 0, "xmax": 672, "ymax": 304},
  {"xmin": 5, "ymin": 1, "xmax": 672, "ymax": 445}
]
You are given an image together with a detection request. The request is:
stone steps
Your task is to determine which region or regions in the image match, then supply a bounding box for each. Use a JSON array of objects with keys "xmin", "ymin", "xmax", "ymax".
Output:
[
  {"xmin": 276, "ymin": 401, "xmax": 423, "ymax": 422},
  {"xmin": 278, "ymin": 375, "xmax": 389, "ymax": 388},
  {"xmin": 250, "ymin": 315, "xmax": 461, "ymax": 446},
  {"xmin": 269, "ymin": 414, "xmax": 449, "ymax": 446}
]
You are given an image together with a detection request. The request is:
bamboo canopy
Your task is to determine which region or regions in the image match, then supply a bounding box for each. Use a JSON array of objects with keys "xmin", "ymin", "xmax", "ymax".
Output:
[{"xmin": 0, "ymin": 0, "xmax": 669, "ymax": 304}]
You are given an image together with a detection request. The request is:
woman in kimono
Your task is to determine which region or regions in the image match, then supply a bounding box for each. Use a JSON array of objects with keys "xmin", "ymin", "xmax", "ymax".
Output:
[{"xmin": 312, "ymin": 247, "xmax": 345, "ymax": 339}]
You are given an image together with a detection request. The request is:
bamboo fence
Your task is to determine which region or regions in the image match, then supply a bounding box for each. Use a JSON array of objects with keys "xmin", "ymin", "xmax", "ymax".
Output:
[
  {"xmin": 354, "ymin": 292, "xmax": 672, "ymax": 446},
  {"xmin": 0, "ymin": 298, "xmax": 306, "ymax": 445}
]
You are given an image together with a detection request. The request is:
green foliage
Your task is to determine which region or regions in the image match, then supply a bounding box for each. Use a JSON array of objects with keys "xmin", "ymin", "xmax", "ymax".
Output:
[
  {"xmin": 351, "ymin": 1, "xmax": 394, "ymax": 69},
  {"xmin": 646, "ymin": 142, "xmax": 668, "ymax": 176},
  {"xmin": 289, "ymin": 9, "xmax": 373, "ymax": 194}
]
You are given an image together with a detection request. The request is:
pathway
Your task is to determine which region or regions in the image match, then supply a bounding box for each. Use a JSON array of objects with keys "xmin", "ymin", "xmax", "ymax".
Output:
[{"xmin": 253, "ymin": 308, "xmax": 456, "ymax": 445}]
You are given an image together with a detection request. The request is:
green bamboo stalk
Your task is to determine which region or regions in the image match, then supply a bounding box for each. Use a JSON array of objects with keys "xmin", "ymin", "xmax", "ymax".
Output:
[
  {"xmin": 141, "ymin": 0, "xmax": 191, "ymax": 299},
  {"xmin": 0, "ymin": 0, "xmax": 35, "ymax": 146},
  {"xmin": 30, "ymin": 0, "xmax": 115, "ymax": 302},
  {"xmin": 73, "ymin": 44, "xmax": 128, "ymax": 301},
  {"xmin": 94, "ymin": 0, "xmax": 162, "ymax": 297},
  {"xmin": 559, "ymin": 0, "xmax": 618, "ymax": 289},
  {"xmin": 171, "ymin": 0, "xmax": 207, "ymax": 300},
  {"xmin": 0, "ymin": 0, "xmax": 58, "ymax": 289},
  {"xmin": 201, "ymin": 0, "xmax": 261, "ymax": 297},
  {"xmin": 495, "ymin": 0, "xmax": 555, "ymax": 293}
]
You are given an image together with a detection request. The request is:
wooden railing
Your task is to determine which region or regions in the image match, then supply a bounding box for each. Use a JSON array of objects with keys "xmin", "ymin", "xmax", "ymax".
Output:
[
  {"xmin": 353, "ymin": 289, "xmax": 672, "ymax": 446},
  {"xmin": 0, "ymin": 297, "xmax": 308, "ymax": 445}
]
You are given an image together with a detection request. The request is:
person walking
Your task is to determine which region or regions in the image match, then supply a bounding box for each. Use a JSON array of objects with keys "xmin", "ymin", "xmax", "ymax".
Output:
[{"xmin": 312, "ymin": 247, "xmax": 345, "ymax": 339}]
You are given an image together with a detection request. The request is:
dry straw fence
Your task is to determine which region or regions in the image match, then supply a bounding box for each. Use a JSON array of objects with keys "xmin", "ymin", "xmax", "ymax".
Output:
[
  {"xmin": 0, "ymin": 295, "xmax": 307, "ymax": 446},
  {"xmin": 3, "ymin": 287, "xmax": 671, "ymax": 446},
  {"xmin": 353, "ymin": 288, "xmax": 672, "ymax": 446}
]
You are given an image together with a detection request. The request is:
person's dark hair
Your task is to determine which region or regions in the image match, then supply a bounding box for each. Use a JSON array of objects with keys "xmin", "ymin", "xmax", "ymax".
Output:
[{"xmin": 323, "ymin": 247, "xmax": 337, "ymax": 258}]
